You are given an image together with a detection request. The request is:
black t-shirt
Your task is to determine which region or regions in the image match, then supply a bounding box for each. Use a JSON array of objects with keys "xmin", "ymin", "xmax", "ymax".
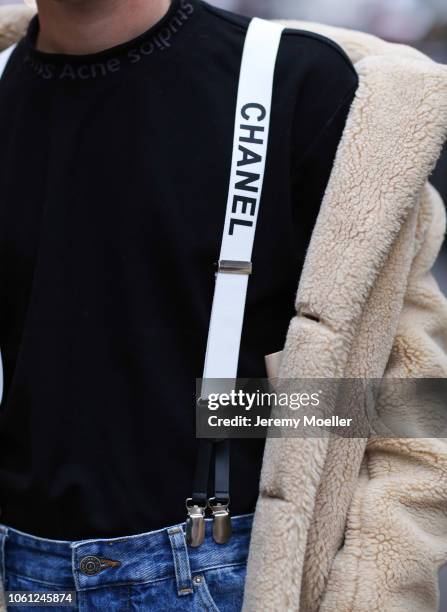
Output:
[{"xmin": 0, "ymin": 0, "xmax": 358, "ymax": 539}]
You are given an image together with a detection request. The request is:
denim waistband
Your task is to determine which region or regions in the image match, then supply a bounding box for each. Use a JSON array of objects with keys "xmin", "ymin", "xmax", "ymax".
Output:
[{"xmin": 0, "ymin": 514, "xmax": 253, "ymax": 592}]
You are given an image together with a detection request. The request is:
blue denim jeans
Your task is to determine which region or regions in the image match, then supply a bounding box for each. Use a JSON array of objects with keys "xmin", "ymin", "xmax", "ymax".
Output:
[{"xmin": 0, "ymin": 514, "xmax": 252, "ymax": 611}]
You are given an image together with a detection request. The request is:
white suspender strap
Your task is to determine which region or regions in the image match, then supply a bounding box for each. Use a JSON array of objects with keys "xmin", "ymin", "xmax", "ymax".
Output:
[
  {"xmin": 187, "ymin": 18, "xmax": 285, "ymax": 548},
  {"xmin": 0, "ymin": 44, "xmax": 16, "ymax": 80},
  {"xmin": 201, "ymin": 18, "xmax": 284, "ymax": 397}
]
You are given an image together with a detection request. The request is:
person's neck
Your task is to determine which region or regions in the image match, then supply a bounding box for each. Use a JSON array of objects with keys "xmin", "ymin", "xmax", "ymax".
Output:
[{"xmin": 35, "ymin": 0, "xmax": 172, "ymax": 55}]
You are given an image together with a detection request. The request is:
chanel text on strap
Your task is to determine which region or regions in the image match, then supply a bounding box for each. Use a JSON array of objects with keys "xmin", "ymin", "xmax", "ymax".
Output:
[{"xmin": 186, "ymin": 18, "xmax": 285, "ymax": 547}]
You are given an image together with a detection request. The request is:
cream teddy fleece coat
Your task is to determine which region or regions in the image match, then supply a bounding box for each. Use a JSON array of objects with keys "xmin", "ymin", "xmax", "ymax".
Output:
[{"xmin": 0, "ymin": 6, "xmax": 447, "ymax": 612}]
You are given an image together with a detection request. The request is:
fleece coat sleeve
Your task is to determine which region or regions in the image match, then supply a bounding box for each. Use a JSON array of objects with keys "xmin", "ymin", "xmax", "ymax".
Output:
[{"xmin": 320, "ymin": 184, "xmax": 447, "ymax": 612}]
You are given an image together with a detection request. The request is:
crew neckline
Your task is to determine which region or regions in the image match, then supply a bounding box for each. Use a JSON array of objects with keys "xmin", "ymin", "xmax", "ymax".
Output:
[{"xmin": 24, "ymin": 0, "xmax": 194, "ymax": 66}]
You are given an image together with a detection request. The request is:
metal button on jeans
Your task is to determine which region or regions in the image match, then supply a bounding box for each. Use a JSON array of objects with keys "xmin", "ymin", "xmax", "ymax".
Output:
[
  {"xmin": 80, "ymin": 556, "xmax": 102, "ymax": 576},
  {"xmin": 79, "ymin": 555, "xmax": 122, "ymax": 576}
]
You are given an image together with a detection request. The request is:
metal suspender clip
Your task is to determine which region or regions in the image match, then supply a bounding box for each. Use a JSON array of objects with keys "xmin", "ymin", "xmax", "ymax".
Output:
[
  {"xmin": 185, "ymin": 498, "xmax": 207, "ymax": 548},
  {"xmin": 208, "ymin": 497, "xmax": 232, "ymax": 544}
]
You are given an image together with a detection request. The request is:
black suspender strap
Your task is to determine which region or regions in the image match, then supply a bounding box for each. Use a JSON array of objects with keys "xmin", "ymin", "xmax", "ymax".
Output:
[
  {"xmin": 209, "ymin": 439, "xmax": 232, "ymax": 544},
  {"xmin": 186, "ymin": 439, "xmax": 213, "ymax": 548},
  {"xmin": 191, "ymin": 439, "xmax": 213, "ymax": 506},
  {"xmin": 213, "ymin": 439, "xmax": 230, "ymax": 503}
]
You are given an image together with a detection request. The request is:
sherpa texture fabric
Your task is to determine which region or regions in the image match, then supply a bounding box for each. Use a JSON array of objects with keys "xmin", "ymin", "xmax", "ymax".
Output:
[{"xmin": 0, "ymin": 8, "xmax": 447, "ymax": 612}]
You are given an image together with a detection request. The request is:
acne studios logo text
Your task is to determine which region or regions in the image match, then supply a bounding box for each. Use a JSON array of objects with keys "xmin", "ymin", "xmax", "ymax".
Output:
[{"xmin": 24, "ymin": 0, "xmax": 194, "ymax": 81}]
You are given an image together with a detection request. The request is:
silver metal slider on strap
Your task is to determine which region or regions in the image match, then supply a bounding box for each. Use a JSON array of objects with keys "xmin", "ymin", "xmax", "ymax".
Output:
[{"xmin": 217, "ymin": 260, "xmax": 252, "ymax": 275}]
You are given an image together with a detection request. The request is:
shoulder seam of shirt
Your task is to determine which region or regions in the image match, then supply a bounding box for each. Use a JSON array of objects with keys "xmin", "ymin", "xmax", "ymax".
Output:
[{"xmin": 200, "ymin": 1, "xmax": 357, "ymax": 78}]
